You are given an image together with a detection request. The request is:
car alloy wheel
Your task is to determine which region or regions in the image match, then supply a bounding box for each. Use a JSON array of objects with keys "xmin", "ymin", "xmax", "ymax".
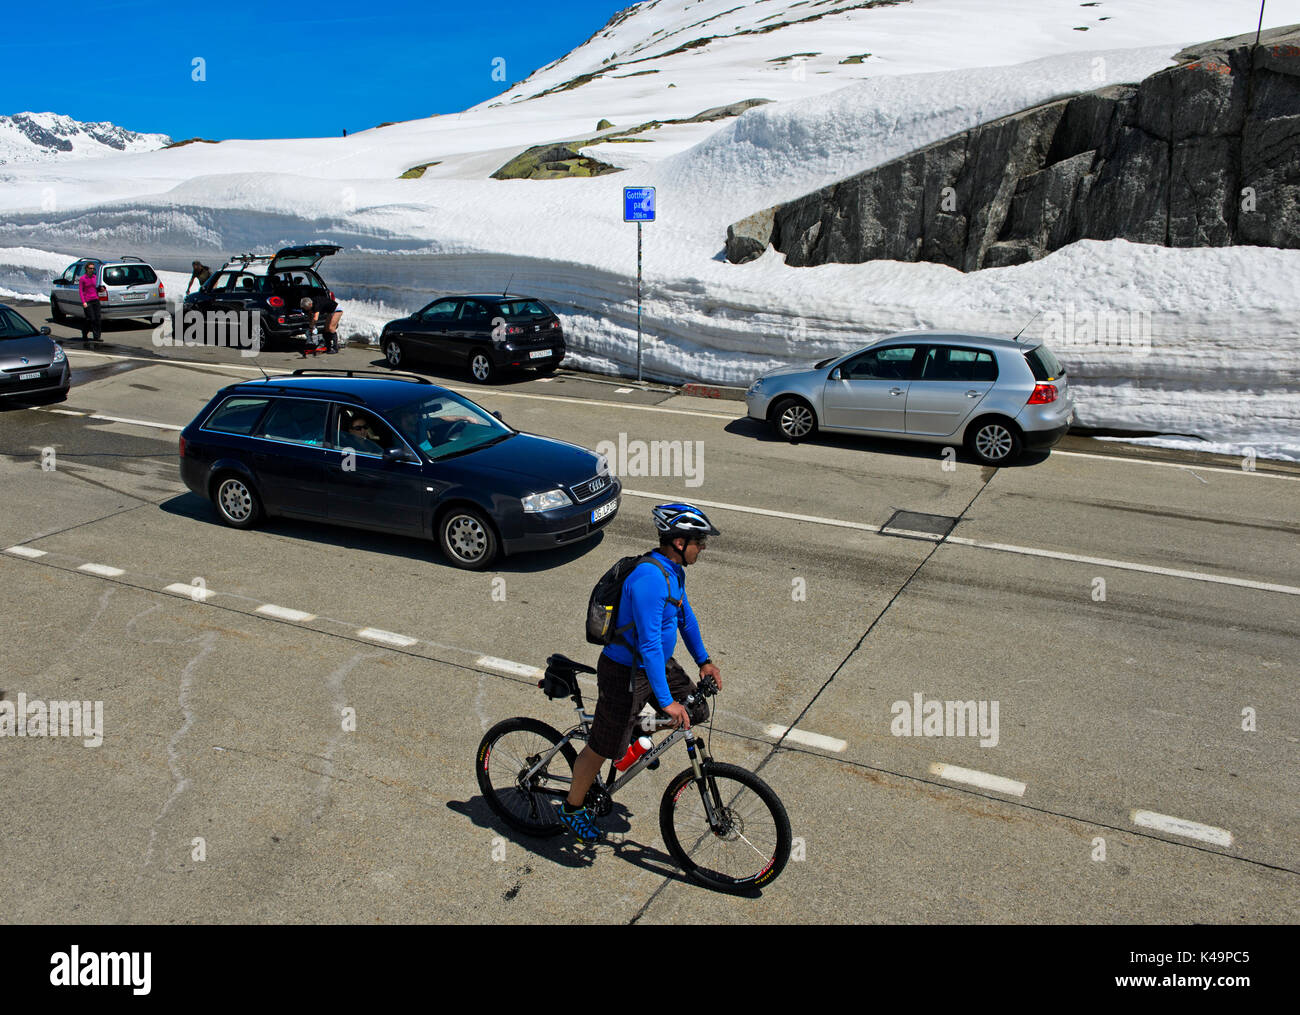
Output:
[
  {"xmin": 973, "ymin": 422, "xmax": 1015, "ymax": 463},
  {"xmin": 773, "ymin": 398, "xmax": 815, "ymax": 440},
  {"xmin": 440, "ymin": 508, "xmax": 498, "ymax": 569},
  {"xmin": 215, "ymin": 476, "xmax": 259, "ymax": 528},
  {"xmin": 470, "ymin": 351, "xmax": 495, "ymax": 384},
  {"xmin": 384, "ymin": 339, "xmax": 402, "ymax": 367}
]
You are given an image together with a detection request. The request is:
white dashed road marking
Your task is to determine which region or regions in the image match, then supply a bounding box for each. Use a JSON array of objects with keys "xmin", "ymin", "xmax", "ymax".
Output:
[
  {"xmin": 764, "ymin": 724, "xmax": 847, "ymax": 752},
  {"xmin": 930, "ymin": 762, "xmax": 1027, "ymax": 797},
  {"xmin": 5, "ymin": 545, "xmax": 47, "ymax": 559},
  {"xmin": 622, "ymin": 489, "xmax": 882, "ymax": 533},
  {"xmin": 614, "ymin": 387, "xmax": 633, "ymax": 394},
  {"xmin": 77, "ymin": 562, "xmax": 125, "ymax": 578},
  {"xmin": 356, "ymin": 627, "xmax": 418, "ymax": 648},
  {"xmin": 475, "ymin": 655, "xmax": 543, "ymax": 678},
  {"xmin": 163, "ymin": 582, "xmax": 213, "ymax": 602},
  {"xmin": 1131, "ymin": 810, "xmax": 1234, "ymax": 847},
  {"xmin": 256, "ymin": 604, "xmax": 317, "ymax": 623}
]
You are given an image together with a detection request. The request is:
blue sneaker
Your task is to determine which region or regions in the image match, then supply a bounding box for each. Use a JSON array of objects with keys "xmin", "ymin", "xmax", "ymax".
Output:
[{"xmin": 557, "ymin": 803, "xmax": 605, "ymax": 842}]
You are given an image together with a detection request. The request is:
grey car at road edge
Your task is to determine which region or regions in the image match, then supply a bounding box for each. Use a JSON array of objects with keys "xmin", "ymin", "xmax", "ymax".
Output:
[
  {"xmin": 0, "ymin": 303, "xmax": 70, "ymax": 403},
  {"xmin": 745, "ymin": 332, "xmax": 1075, "ymax": 466}
]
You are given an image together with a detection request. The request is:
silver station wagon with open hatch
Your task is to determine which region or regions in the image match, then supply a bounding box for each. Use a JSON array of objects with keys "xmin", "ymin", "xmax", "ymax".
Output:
[{"xmin": 745, "ymin": 332, "xmax": 1075, "ymax": 465}]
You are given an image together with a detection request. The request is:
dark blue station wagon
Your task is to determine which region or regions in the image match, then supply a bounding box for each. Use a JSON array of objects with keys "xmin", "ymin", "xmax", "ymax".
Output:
[{"xmin": 178, "ymin": 370, "xmax": 620, "ymax": 568}]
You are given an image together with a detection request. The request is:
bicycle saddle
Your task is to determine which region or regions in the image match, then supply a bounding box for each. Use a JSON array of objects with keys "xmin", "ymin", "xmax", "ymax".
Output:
[{"xmin": 545, "ymin": 653, "xmax": 596, "ymax": 675}]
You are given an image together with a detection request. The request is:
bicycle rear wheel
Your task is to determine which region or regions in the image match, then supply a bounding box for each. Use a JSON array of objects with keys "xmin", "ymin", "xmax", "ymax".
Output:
[
  {"xmin": 476, "ymin": 717, "xmax": 577, "ymax": 836},
  {"xmin": 660, "ymin": 761, "xmax": 791, "ymax": 893}
]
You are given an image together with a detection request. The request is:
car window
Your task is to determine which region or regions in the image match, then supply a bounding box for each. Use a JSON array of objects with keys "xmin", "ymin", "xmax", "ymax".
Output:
[
  {"xmin": 1025, "ymin": 345, "xmax": 1066, "ymax": 381},
  {"xmin": 842, "ymin": 346, "xmax": 918, "ymax": 380},
  {"xmin": 459, "ymin": 300, "xmax": 490, "ymax": 322},
  {"xmin": 0, "ymin": 306, "xmax": 40, "ymax": 338},
  {"xmin": 255, "ymin": 398, "xmax": 328, "ymax": 446},
  {"xmin": 202, "ymin": 396, "xmax": 272, "ymax": 435},
  {"xmin": 101, "ymin": 264, "xmax": 158, "ymax": 286},
  {"xmin": 332, "ymin": 406, "xmax": 400, "ymax": 457},
  {"xmin": 921, "ymin": 346, "xmax": 998, "ymax": 382},
  {"xmin": 498, "ymin": 300, "xmax": 549, "ymax": 319},
  {"xmin": 391, "ymin": 391, "xmax": 512, "ymax": 461},
  {"xmin": 232, "ymin": 274, "xmax": 260, "ymax": 292},
  {"xmin": 421, "ymin": 299, "xmax": 460, "ymax": 321},
  {"xmin": 207, "ymin": 272, "xmax": 237, "ymax": 292},
  {"xmin": 59, "ymin": 265, "xmax": 77, "ymax": 283}
]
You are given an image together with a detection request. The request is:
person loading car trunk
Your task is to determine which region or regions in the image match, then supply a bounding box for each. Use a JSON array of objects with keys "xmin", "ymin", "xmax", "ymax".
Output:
[{"xmin": 78, "ymin": 263, "xmax": 103, "ymax": 343}]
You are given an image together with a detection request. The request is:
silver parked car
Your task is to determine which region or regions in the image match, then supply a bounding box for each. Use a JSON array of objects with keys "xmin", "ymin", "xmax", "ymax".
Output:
[
  {"xmin": 745, "ymin": 332, "xmax": 1075, "ymax": 465},
  {"xmin": 50, "ymin": 256, "xmax": 167, "ymax": 323},
  {"xmin": 0, "ymin": 303, "xmax": 70, "ymax": 403}
]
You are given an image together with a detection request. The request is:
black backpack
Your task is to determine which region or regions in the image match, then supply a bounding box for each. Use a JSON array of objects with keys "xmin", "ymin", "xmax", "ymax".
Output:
[{"xmin": 586, "ymin": 552, "xmax": 681, "ymax": 648}]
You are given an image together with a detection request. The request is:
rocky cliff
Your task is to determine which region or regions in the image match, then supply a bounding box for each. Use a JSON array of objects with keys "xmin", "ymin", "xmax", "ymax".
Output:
[{"xmin": 726, "ymin": 25, "xmax": 1300, "ymax": 270}]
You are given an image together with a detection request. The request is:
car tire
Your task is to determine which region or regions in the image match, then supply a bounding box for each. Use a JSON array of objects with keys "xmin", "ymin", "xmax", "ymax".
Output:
[
  {"xmin": 967, "ymin": 417, "xmax": 1022, "ymax": 466},
  {"xmin": 770, "ymin": 397, "xmax": 817, "ymax": 442},
  {"xmin": 468, "ymin": 349, "xmax": 497, "ymax": 384},
  {"xmin": 384, "ymin": 337, "xmax": 403, "ymax": 368},
  {"xmin": 50, "ymin": 297, "xmax": 67, "ymax": 322},
  {"xmin": 212, "ymin": 473, "xmax": 264, "ymax": 530},
  {"xmin": 438, "ymin": 505, "xmax": 499, "ymax": 570}
]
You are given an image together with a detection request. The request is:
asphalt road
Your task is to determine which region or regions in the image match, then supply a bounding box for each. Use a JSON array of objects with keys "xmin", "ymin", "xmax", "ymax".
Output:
[{"xmin": 1, "ymin": 304, "xmax": 1297, "ymax": 924}]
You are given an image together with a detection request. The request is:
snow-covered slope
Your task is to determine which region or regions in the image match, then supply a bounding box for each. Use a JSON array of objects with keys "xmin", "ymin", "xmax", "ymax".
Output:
[
  {"xmin": 0, "ymin": 112, "xmax": 170, "ymax": 166},
  {"xmin": 1, "ymin": 0, "xmax": 1298, "ymax": 457}
]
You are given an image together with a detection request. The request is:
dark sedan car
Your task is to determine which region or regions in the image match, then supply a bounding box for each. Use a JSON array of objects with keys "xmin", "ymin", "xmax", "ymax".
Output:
[
  {"xmin": 0, "ymin": 303, "xmax": 70, "ymax": 403},
  {"xmin": 178, "ymin": 370, "xmax": 619, "ymax": 568},
  {"xmin": 380, "ymin": 294, "xmax": 565, "ymax": 383}
]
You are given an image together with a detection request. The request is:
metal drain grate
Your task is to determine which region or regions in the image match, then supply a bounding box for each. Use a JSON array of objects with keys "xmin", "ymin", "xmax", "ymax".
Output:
[{"xmin": 881, "ymin": 510, "xmax": 958, "ymax": 541}]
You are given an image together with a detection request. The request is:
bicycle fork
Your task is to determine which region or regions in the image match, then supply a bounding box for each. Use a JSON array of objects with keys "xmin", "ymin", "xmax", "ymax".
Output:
[{"xmin": 684, "ymin": 733, "xmax": 729, "ymax": 834}]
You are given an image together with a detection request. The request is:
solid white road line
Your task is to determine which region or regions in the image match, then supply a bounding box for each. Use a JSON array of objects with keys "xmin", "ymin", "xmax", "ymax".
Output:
[
  {"xmin": 943, "ymin": 535, "xmax": 1300, "ymax": 597},
  {"xmin": 256, "ymin": 604, "xmax": 316, "ymax": 623},
  {"xmin": 45, "ymin": 408, "xmax": 86, "ymax": 416},
  {"xmin": 930, "ymin": 762, "xmax": 1027, "ymax": 797},
  {"xmin": 356, "ymin": 627, "xmax": 418, "ymax": 648},
  {"xmin": 86, "ymin": 413, "xmax": 183, "ymax": 432},
  {"xmin": 77, "ymin": 562, "xmax": 124, "ymax": 578},
  {"xmin": 1131, "ymin": 809, "xmax": 1234, "ymax": 847},
  {"xmin": 622, "ymin": 488, "xmax": 883, "ymax": 533},
  {"xmin": 162, "ymin": 582, "xmax": 213, "ymax": 602},
  {"xmin": 1052, "ymin": 448, "xmax": 1300, "ymax": 482},
  {"xmin": 475, "ymin": 655, "xmax": 543, "ymax": 678},
  {"xmin": 764, "ymin": 724, "xmax": 847, "ymax": 752},
  {"xmin": 4, "ymin": 545, "xmax": 47, "ymax": 559},
  {"xmin": 880, "ymin": 525, "xmax": 945, "ymax": 541}
]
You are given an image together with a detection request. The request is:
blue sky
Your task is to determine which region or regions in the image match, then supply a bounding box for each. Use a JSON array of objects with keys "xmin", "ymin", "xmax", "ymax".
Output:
[{"xmin": 1, "ymin": 0, "xmax": 630, "ymax": 140}]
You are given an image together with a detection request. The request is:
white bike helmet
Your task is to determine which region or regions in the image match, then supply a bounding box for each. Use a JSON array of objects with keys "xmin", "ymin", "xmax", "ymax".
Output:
[{"xmin": 652, "ymin": 503, "xmax": 720, "ymax": 540}]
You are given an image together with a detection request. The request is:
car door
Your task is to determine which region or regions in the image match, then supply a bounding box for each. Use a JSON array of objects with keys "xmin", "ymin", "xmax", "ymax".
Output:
[
  {"xmin": 52, "ymin": 264, "xmax": 80, "ymax": 315},
  {"xmin": 324, "ymin": 404, "xmax": 427, "ymax": 535},
  {"xmin": 248, "ymin": 397, "xmax": 332, "ymax": 519},
  {"xmin": 455, "ymin": 299, "xmax": 493, "ymax": 360},
  {"xmin": 822, "ymin": 345, "xmax": 921, "ymax": 432},
  {"xmin": 904, "ymin": 346, "xmax": 998, "ymax": 436},
  {"xmin": 404, "ymin": 298, "xmax": 460, "ymax": 365}
]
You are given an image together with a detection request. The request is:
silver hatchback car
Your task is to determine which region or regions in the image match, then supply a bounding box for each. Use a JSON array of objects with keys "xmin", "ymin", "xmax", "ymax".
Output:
[
  {"xmin": 745, "ymin": 332, "xmax": 1075, "ymax": 465},
  {"xmin": 50, "ymin": 256, "xmax": 167, "ymax": 323}
]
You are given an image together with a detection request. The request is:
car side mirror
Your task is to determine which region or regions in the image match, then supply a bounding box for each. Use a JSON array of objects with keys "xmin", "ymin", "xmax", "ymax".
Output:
[
  {"xmin": 492, "ymin": 411, "xmax": 503, "ymax": 421},
  {"xmin": 829, "ymin": 367, "xmax": 842, "ymax": 381},
  {"xmin": 383, "ymin": 446, "xmax": 414, "ymax": 464},
  {"xmin": 40, "ymin": 327, "xmax": 51, "ymax": 335}
]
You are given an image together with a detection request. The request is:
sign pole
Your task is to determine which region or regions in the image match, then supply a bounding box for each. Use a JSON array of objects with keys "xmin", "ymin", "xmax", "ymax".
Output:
[{"xmin": 637, "ymin": 221, "xmax": 643, "ymax": 382}]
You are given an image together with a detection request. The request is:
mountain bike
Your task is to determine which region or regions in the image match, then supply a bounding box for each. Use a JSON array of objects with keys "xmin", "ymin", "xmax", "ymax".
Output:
[{"xmin": 476, "ymin": 653, "xmax": 791, "ymax": 893}]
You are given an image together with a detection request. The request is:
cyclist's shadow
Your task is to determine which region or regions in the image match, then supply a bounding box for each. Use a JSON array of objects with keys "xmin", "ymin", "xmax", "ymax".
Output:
[{"xmin": 448, "ymin": 797, "xmax": 699, "ymax": 888}]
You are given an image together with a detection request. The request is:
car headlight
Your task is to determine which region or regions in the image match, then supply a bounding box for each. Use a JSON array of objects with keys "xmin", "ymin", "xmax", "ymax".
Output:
[
  {"xmin": 52, "ymin": 344, "xmax": 66, "ymax": 364},
  {"xmin": 522, "ymin": 489, "xmax": 573, "ymax": 513},
  {"xmin": 747, "ymin": 377, "xmax": 764, "ymax": 395}
]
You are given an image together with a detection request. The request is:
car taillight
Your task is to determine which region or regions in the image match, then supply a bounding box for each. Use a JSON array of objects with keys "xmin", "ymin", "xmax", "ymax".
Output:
[
  {"xmin": 507, "ymin": 325, "xmax": 523, "ymax": 336},
  {"xmin": 158, "ymin": 282, "xmax": 166, "ymax": 298},
  {"xmin": 97, "ymin": 286, "xmax": 107, "ymax": 299},
  {"xmin": 328, "ymin": 290, "xmax": 334, "ymax": 300},
  {"xmin": 549, "ymin": 320, "xmax": 559, "ymax": 329},
  {"xmin": 178, "ymin": 435, "xmax": 187, "ymax": 457},
  {"xmin": 268, "ymin": 295, "xmax": 284, "ymax": 307},
  {"xmin": 1027, "ymin": 383, "xmax": 1058, "ymax": 404}
]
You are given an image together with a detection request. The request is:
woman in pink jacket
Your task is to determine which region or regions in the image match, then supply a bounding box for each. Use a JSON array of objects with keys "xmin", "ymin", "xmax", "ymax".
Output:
[{"xmin": 78, "ymin": 263, "xmax": 104, "ymax": 343}]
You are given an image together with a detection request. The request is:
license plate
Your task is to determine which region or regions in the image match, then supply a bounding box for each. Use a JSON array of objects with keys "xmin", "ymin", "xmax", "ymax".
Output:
[
  {"xmin": 529, "ymin": 349, "xmax": 550, "ymax": 360},
  {"xmin": 591, "ymin": 498, "xmax": 618, "ymax": 523},
  {"xmin": 19, "ymin": 372, "xmax": 41, "ymax": 381},
  {"xmin": 121, "ymin": 293, "xmax": 146, "ymax": 301}
]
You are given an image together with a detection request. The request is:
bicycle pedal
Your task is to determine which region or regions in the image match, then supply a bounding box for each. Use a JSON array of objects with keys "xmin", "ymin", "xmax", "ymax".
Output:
[{"xmin": 647, "ymin": 759, "xmax": 660, "ymax": 770}]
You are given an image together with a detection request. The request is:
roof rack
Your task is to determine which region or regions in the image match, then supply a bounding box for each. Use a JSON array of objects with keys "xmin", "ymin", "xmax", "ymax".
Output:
[
  {"xmin": 290, "ymin": 368, "xmax": 431, "ymax": 384},
  {"xmin": 118, "ymin": 255, "xmax": 145, "ymax": 263}
]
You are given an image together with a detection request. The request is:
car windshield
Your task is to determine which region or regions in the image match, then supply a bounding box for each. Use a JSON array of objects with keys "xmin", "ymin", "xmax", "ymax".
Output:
[
  {"xmin": 498, "ymin": 299, "xmax": 550, "ymax": 319},
  {"xmin": 0, "ymin": 307, "xmax": 39, "ymax": 339},
  {"xmin": 390, "ymin": 390, "xmax": 514, "ymax": 461},
  {"xmin": 101, "ymin": 264, "xmax": 158, "ymax": 286}
]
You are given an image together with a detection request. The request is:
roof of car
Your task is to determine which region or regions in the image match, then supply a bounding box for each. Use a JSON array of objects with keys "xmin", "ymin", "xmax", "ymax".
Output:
[
  {"xmin": 224, "ymin": 374, "xmax": 446, "ymax": 411},
  {"xmin": 874, "ymin": 331, "xmax": 1040, "ymax": 351},
  {"xmin": 451, "ymin": 294, "xmax": 542, "ymax": 302}
]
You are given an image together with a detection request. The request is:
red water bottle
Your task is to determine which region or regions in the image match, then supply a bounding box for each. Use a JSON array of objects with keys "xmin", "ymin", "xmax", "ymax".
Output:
[{"xmin": 615, "ymin": 736, "xmax": 653, "ymax": 772}]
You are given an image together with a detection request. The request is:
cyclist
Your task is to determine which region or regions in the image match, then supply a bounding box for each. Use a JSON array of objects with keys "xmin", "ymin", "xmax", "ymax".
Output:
[{"xmin": 558, "ymin": 503, "xmax": 723, "ymax": 841}]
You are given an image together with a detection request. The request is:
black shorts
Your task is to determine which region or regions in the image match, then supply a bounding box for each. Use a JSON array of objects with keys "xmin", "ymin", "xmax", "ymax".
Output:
[{"xmin": 587, "ymin": 653, "xmax": 696, "ymax": 760}]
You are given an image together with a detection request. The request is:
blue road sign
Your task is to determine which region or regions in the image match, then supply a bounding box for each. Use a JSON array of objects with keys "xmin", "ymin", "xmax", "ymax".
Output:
[{"xmin": 624, "ymin": 187, "xmax": 656, "ymax": 222}]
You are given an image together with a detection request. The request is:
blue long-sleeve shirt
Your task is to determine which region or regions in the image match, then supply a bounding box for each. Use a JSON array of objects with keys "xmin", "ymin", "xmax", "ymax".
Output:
[{"xmin": 602, "ymin": 551, "xmax": 709, "ymax": 708}]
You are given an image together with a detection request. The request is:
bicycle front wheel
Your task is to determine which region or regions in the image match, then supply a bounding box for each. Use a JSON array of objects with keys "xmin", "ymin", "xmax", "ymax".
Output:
[
  {"xmin": 477, "ymin": 717, "xmax": 577, "ymax": 836},
  {"xmin": 660, "ymin": 761, "xmax": 791, "ymax": 893}
]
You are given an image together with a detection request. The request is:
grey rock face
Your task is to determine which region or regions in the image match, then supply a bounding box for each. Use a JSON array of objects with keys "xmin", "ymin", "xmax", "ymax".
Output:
[{"xmin": 726, "ymin": 25, "xmax": 1300, "ymax": 268}]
